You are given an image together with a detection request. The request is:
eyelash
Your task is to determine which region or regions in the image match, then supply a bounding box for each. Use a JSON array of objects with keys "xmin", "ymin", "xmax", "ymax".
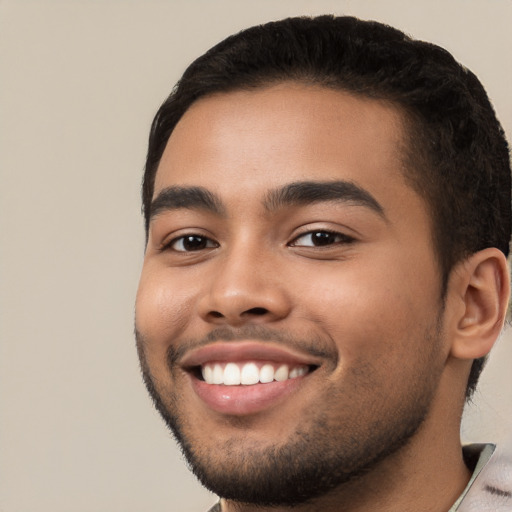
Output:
[
  {"xmin": 162, "ymin": 234, "xmax": 218, "ymax": 253},
  {"xmin": 289, "ymin": 229, "xmax": 355, "ymax": 248},
  {"xmin": 161, "ymin": 229, "xmax": 355, "ymax": 253}
]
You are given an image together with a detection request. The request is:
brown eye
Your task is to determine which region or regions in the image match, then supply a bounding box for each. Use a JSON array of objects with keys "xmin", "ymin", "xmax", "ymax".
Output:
[
  {"xmin": 169, "ymin": 235, "xmax": 217, "ymax": 252},
  {"xmin": 310, "ymin": 232, "xmax": 337, "ymax": 246},
  {"xmin": 291, "ymin": 230, "xmax": 354, "ymax": 247}
]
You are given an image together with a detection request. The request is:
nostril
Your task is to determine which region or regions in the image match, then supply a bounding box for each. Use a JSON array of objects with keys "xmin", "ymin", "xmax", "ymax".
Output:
[
  {"xmin": 210, "ymin": 311, "xmax": 224, "ymax": 318},
  {"xmin": 245, "ymin": 307, "xmax": 268, "ymax": 316}
]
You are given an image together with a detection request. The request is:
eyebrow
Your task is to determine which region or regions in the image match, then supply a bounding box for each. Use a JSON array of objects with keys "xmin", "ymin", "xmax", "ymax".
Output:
[
  {"xmin": 263, "ymin": 180, "xmax": 386, "ymax": 217},
  {"xmin": 150, "ymin": 186, "xmax": 225, "ymax": 220},
  {"xmin": 149, "ymin": 180, "xmax": 386, "ymax": 221}
]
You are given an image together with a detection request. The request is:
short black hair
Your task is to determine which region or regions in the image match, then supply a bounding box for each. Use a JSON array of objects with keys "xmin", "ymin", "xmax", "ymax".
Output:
[{"xmin": 141, "ymin": 15, "xmax": 511, "ymax": 399}]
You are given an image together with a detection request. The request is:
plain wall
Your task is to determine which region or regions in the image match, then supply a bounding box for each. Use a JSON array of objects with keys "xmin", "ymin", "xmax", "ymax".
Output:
[{"xmin": 1, "ymin": 1, "xmax": 511, "ymax": 511}]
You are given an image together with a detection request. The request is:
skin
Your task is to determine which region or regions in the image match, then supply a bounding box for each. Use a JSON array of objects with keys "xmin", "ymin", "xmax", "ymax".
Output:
[{"xmin": 135, "ymin": 83, "xmax": 508, "ymax": 511}]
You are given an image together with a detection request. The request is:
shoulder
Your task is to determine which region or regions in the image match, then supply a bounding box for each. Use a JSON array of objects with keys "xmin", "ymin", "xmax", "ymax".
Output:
[{"xmin": 459, "ymin": 444, "xmax": 512, "ymax": 511}]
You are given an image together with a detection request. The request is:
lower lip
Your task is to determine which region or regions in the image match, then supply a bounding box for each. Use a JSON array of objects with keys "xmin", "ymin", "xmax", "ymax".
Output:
[{"xmin": 189, "ymin": 374, "xmax": 307, "ymax": 415}]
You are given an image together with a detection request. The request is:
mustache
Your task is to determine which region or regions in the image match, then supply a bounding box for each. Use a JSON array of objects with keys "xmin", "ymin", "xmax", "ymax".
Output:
[{"xmin": 160, "ymin": 325, "xmax": 338, "ymax": 368}]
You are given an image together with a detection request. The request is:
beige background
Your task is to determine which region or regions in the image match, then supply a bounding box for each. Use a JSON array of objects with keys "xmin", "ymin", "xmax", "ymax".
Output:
[{"xmin": 1, "ymin": 1, "xmax": 511, "ymax": 511}]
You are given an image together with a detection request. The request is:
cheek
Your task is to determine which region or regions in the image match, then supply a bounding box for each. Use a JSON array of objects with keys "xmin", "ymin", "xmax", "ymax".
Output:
[
  {"xmin": 295, "ymin": 256, "xmax": 440, "ymax": 359},
  {"xmin": 135, "ymin": 264, "xmax": 196, "ymax": 352}
]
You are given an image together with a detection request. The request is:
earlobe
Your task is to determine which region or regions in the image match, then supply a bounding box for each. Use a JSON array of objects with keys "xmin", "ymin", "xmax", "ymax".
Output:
[{"xmin": 449, "ymin": 248, "xmax": 510, "ymax": 360}]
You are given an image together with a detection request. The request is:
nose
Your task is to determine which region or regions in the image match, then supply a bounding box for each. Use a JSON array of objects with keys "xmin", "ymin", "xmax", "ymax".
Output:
[{"xmin": 197, "ymin": 244, "xmax": 292, "ymax": 327}]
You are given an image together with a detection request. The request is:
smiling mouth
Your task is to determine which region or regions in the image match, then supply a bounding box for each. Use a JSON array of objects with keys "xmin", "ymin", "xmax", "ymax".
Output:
[
  {"xmin": 197, "ymin": 361, "xmax": 315, "ymax": 386},
  {"xmin": 181, "ymin": 342, "xmax": 322, "ymax": 415}
]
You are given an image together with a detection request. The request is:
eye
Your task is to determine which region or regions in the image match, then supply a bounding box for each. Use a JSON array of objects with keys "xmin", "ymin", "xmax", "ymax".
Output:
[
  {"xmin": 165, "ymin": 234, "xmax": 218, "ymax": 252},
  {"xmin": 290, "ymin": 230, "xmax": 355, "ymax": 247}
]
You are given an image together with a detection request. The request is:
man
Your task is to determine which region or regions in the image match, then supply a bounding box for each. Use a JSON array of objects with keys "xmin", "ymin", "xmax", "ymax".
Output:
[{"xmin": 135, "ymin": 15, "xmax": 511, "ymax": 511}]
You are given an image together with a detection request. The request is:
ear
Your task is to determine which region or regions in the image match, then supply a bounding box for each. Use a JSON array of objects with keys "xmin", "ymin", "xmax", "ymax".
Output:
[{"xmin": 448, "ymin": 248, "xmax": 510, "ymax": 360}]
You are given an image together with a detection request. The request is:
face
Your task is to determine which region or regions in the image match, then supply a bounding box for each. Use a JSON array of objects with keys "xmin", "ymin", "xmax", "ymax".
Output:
[{"xmin": 135, "ymin": 84, "xmax": 449, "ymax": 505}]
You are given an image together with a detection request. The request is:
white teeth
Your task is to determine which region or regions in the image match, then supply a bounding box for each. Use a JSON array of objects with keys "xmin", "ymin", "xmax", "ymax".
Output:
[
  {"xmin": 240, "ymin": 362, "xmax": 260, "ymax": 385},
  {"xmin": 289, "ymin": 366, "xmax": 307, "ymax": 379},
  {"xmin": 213, "ymin": 364, "xmax": 224, "ymax": 384},
  {"xmin": 200, "ymin": 361, "xmax": 309, "ymax": 386},
  {"xmin": 223, "ymin": 363, "xmax": 241, "ymax": 385},
  {"xmin": 274, "ymin": 365, "xmax": 289, "ymax": 382},
  {"xmin": 202, "ymin": 365, "xmax": 213, "ymax": 383},
  {"xmin": 259, "ymin": 364, "xmax": 274, "ymax": 383}
]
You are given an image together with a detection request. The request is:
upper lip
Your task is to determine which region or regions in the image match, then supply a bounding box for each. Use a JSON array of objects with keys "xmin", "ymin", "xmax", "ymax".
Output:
[{"xmin": 180, "ymin": 341, "xmax": 323, "ymax": 369}]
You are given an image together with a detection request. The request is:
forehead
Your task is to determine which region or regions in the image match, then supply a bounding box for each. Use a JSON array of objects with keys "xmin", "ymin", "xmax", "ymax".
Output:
[{"xmin": 154, "ymin": 83, "xmax": 413, "ymax": 213}]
